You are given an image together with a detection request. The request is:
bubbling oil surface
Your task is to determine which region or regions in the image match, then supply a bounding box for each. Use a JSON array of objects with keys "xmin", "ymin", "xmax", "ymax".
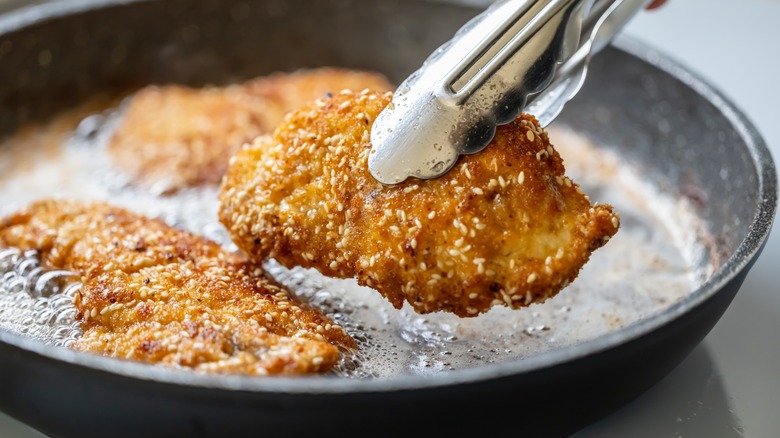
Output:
[{"xmin": 0, "ymin": 107, "xmax": 714, "ymax": 378}]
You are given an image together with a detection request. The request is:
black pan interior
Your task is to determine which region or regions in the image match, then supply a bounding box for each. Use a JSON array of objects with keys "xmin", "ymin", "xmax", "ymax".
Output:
[{"xmin": 0, "ymin": 0, "xmax": 478, "ymax": 136}]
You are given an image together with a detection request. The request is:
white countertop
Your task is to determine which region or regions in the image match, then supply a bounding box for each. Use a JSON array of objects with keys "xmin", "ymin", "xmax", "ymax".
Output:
[{"xmin": 1, "ymin": 0, "xmax": 779, "ymax": 436}]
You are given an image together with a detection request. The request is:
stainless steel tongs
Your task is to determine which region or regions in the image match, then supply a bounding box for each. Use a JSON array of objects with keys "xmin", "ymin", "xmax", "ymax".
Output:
[{"xmin": 368, "ymin": 0, "xmax": 650, "ymax": 184}]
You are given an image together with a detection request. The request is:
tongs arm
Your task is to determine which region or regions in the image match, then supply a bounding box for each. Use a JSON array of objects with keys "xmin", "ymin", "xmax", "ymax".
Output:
[{"xmin": 368, "ymin": 0, "xmax": 649, "ymax": 185}]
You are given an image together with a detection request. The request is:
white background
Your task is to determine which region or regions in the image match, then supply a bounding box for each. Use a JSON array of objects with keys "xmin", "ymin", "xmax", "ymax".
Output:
[{"xmin": 1, "ymin": 0, "xmax": 779, "ymax": 436}]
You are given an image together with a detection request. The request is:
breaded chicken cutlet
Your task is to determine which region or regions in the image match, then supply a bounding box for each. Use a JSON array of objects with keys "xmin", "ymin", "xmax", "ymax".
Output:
[
  {"xmin": 108, "ymin": 67, "xmax": 393, "ymax": 193},
  {"xmin": 219, "ymin": 90, "xmax": 620, "ymax": 317},
  {"xmin": 0, "ymin": 200, "xmax": 354, "ymax": 375}
]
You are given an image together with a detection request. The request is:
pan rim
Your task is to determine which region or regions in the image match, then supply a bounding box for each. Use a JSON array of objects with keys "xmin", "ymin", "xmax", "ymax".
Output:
[{"xmin": 0, "ymin": 0, "xmax": 776, "ymax": 395}]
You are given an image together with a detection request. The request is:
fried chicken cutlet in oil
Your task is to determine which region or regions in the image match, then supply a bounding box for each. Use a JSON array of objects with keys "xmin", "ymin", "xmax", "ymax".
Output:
[
  {"xmin": 108, "ymin": 67, "xmax": 393, "ymax": 193},
  {"xmin": 220, "ymin": 90, "xmax": 620, "ymax": 317},
  {"xmin": 0, "ymin": 200, "xmax": 354, "ymax": 375}
]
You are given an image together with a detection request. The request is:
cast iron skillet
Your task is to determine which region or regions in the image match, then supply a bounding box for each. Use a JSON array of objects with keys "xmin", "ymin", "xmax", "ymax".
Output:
[{"xmin": 0, "ymin": 0, "xmax": 776, "ymax": 437}]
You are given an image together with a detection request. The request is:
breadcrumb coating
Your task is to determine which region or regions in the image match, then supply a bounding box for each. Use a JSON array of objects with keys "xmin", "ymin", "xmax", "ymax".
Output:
[
  {"xmin": 107, "ymin": 67, "xmax": 393, "ymax": 193},
  {"xmin": 0, "ymin": 200, "xmax": 354, "ymax": 375},
  {"xmin": 219, "ymin": 90, "xmax": 620, "ymax": 317}
]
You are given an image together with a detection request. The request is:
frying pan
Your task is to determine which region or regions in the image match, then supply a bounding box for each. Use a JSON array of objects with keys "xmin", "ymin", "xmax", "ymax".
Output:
[{"xmin": 0, "ymin": 0, "xmax": 776, "ymax": 437}]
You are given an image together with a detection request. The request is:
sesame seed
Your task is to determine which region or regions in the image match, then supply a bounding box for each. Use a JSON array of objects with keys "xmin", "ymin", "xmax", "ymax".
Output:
[
  {"xmin": 502, "ymin": 292, "xmax": 512, "ymax": 306},
  {"xmin": 612, "ymin": 216, "xmax": 620, "ymax": 228},
  {"xmin": 472, "ymin": 187, "xmax": 484, "ymax": 195},
  {"xmin": 527, "ymin": 273, "xmax": 537, "ymax": 283},
  {"xmin": 428, "ymin": 211, "xmax": 436, "ymax": 220},
  {"xmin": 526, "ymin": 130, "xmax": 535, "ymax": 142}
]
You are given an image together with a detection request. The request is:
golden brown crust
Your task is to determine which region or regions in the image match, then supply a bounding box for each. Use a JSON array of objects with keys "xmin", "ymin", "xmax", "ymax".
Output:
[
  {"xmin": 219, "ymin": 90, "xmax": 620, "ymax": 317},
  {"xmin": 0, "ymin": 199, "xmax": 355, "ymax": 375},
  {"xmin": 244, "ymin": 67, "xmax": 394, "ymax": 121},
  {"xmin": 107, "ymin": 84, "xmax": 273, "ymax": 193},
  {"xmin": 107, "ymin": 67, "xmax": 393, "ymax": 193}
]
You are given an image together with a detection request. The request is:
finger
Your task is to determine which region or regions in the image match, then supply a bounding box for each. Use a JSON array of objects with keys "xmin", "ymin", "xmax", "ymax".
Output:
[{"xmin": 646, "ymin": 0, "xmax": 668, "ymax": 10}]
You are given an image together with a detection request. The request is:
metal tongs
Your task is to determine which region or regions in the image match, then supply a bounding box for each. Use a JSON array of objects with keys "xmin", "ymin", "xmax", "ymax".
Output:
[{"xmin": 368, "ymin": 0, "xmax": 650, "ymax": 184}]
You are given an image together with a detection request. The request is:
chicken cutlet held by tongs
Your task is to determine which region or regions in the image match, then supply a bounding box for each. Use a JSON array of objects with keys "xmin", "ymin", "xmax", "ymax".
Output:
[
  {"xmin": 219, "ymin": 90, "xmax": 619, "ymax": 317},
  {"xmin": 219, "ymin": 0, "xmax": 647, "ymax": 316}
]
